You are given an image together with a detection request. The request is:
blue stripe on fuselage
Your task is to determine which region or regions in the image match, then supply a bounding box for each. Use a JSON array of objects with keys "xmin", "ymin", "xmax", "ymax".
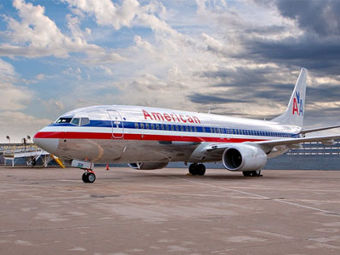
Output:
[{"xmin": 49, "ymin": 120, "xmax": 299, "ymax": 138}]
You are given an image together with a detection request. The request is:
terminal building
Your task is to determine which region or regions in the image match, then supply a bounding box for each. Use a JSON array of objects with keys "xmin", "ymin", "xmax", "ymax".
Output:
[
  {"xmin": 0, "ymin": 141, "xmax": 339, "ymax": 170},
  {"xmin": 265, "ymin": 141, "xmax": 340, "ymax": 170}
]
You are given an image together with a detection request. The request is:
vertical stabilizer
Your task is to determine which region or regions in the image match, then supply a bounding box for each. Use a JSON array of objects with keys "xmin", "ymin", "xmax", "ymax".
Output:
[{"xmin": 272, "ymin": 68, "xmax": 307, "ymax": 128}]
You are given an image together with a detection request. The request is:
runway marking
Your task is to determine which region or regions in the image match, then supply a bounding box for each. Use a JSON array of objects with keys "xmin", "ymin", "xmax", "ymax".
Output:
[
  {"xmin": 177, "ymin": 177, "xmax": 340, "ymax": 216},
  {"xmin": 225, "ymin": 186, "xmax": 340, "ymax": 193}
]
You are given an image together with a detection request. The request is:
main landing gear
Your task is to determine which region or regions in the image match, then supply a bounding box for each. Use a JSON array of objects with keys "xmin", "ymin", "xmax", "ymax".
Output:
[
  {"xmin": 188, "ymin": 163, "xmax": 206, "ymax": 176},
  {"xmin": 82, "ymin": 169, "xmax": 96, "ymax": 183},
  {"xmin": 243, "ymin": 170, "xmax": 262, "ymax": 177}
]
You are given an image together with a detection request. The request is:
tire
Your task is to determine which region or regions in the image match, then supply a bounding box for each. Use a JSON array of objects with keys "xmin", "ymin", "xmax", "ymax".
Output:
[
  {"xmin": 189, "ymin": 164, "xmax": 198, "ymax": 175},
  {"xmin": 254, "ymin": 170, "xmax": 262, "ymax": 177},
  {"xmin": 243, "ymin": 171, "xmax": 251, "ymax": 177},
  {"xmin": 87, "ymin": 173, "xmax": 96, "ymax": 183},
  {"xmin": 245, "ymin": 170, "xmax": 262, "ymax": 177},
  {"xmin": 82, "ymin": 172, "xmax": 89, "ymax": 183},
  {"xmin": 197, "ymin": 164, "xmax": 206, "ymax": 176}
]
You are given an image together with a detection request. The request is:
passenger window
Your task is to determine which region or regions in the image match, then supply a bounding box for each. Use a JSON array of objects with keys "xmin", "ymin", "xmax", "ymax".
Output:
[
  {"xmin": 71, "ymin": 118, "xmax": 80, "ymax": 126},
  {"xmin": 80, "ymin": 118, "xmax": 90, "ymax": 126}
]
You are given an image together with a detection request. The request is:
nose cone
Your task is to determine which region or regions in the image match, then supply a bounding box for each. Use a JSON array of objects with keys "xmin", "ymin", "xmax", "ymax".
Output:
[{"xmin": 33, "ymin": 135, "xmax": 59, "ymax": 154}]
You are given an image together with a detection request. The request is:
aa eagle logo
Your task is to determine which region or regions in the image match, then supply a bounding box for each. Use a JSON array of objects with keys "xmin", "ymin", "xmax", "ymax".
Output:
[{"xmin": 292, "ymin": 91, "xmax": 303, "ymax": 116}]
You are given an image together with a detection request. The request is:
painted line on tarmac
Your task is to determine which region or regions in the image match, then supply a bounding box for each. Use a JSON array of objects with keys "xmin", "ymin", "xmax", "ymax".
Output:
[{"xmin": 178, "ymin": 176, "xmax": 340, "ymax": 216}]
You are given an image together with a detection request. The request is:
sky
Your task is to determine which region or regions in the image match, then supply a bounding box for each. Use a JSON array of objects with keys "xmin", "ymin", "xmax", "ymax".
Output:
[{"xmin": 0, "ymin": 0, "xmax": 339, "ymax": 142}]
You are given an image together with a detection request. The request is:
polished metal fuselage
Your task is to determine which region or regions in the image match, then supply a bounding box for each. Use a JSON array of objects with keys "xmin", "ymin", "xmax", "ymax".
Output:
[{"xmin": 34, "ymin": 105, "xmax": 300, "ymax": 164}]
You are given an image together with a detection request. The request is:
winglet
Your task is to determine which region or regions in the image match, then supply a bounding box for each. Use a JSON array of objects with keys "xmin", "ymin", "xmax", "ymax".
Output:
[{"xmin": 272, "ymin": 68, "xmax": 307, "ymax": 128}]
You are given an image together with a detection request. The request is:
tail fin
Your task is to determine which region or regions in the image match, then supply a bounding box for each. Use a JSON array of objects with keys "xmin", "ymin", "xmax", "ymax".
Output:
[{"xmin": 272, "ymin": 68, "xmax": 307, "ymax": 128}]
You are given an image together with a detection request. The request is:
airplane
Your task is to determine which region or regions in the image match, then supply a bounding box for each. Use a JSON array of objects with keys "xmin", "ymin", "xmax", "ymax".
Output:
[{"xmin": 33, "ymin": 68, "xmax": 340, "ymax": 183}]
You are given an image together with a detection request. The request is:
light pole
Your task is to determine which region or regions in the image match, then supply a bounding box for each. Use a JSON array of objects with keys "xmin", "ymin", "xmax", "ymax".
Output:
[
  {"xmin": 6, "ymin": 136, "xmax": 10, "ymax": 144},
  {"xmin": 22, "ymin": 137, "xmax": 27, "ymax": 150}
]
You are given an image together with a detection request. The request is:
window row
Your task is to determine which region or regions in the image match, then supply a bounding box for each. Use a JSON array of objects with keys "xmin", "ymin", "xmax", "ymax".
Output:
[{"xmin": 133, "ymin": 122, "xmax": 292, "ymax": 137}]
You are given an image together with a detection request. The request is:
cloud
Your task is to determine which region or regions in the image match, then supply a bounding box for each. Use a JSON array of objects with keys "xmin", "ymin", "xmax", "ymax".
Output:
[
  {"xmin": 64, "ymin": 0, "xmax": 140, "ymax": 29},
  {"xmin": 0, "ymin": 0, "xmax": 122, "ymax": 63},
  {"xmin": 244, "ymin": 1, "xmax": 340, "ymax": 76},
  {"xmin": 0, "ymin": 59, "xmax": 32, "ymax": 111},
  {"xmin": 0, "ymin": 111, "xmax": 51, "ymax": 143},
  {"xmin": 0, "ymin": 58, "xmax": 49, "ymax": 142},
  {"xmin": 0, "ymin": 0, "xmax": 338, "ymax": 135},
  {"xmin": 275, "ymin": 0, "xmax": 340, "ymax": 37}
]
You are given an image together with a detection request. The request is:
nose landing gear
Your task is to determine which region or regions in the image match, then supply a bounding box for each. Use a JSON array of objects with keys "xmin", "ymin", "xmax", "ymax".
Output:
[
  {"xmin": 71, "ymin": 160, "xmax": 96, "ymax": 183},
  {"xmin": 82, "ymin": 169, "xmax": 96, "ymax": 183}
]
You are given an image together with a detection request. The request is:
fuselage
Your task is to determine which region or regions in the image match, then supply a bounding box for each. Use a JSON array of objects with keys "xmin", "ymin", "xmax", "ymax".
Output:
[{"xmin": 33, "ymin": 105, "xmax": 301, "ymax": 164}]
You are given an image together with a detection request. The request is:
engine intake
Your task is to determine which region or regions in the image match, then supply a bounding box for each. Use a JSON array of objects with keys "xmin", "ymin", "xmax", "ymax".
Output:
[{"xmin": 222, "ymin": 144, "xmax": 267, "ymax": 171}]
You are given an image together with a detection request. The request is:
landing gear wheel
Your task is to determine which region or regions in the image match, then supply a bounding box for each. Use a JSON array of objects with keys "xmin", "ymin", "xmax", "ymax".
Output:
[
  {"xmin": 82, "ymin": 170, "xmax": 96, "ymax": 183},
  {"xmin": 243, "ymin": 171, "xmax": 251, "ymax": 177},
  {"xmin": 197, "ymin": 164, "xmax": 206, "ymax": 176},
  {"xmin": 87, "ymin": 172, "xmax": 96, "ymax": 183},
  {"xmin": 82, "ymin": 172, "xmax": 89, "ymax": 183},
  {"xmin": 188, "ymin": 163, "xmax": 206, "ymax": 176},
  {"xmin": 243, "ymin": 170, "xmax": 262, "ymax": 177},
  {"xmin": 189, "ymin": 163, "xmax": 198, "ymax": 175}
]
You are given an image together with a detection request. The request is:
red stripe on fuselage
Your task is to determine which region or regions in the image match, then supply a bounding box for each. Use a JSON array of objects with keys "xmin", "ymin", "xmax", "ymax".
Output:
[{"xmin": 34, "ymin": 131, "xmax": 265, "ymax": 143}]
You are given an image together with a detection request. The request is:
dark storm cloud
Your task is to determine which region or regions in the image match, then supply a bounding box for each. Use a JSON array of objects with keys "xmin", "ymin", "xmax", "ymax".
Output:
[
  {"xmin": 244, "ymin": 25, "xmax": 287, "ymax": 35},
  {"xmin": 201, "ymin": 66, "xmax": 275, "ymax": 87},
  {"xmin": 195, "ymin": 66, "xmax": 297, "ymax": 108},
  {"xmin": 275, "ymin": 0, "xmax": 340, "ymax": 36},
  {"xmin": 188, "ymin": 94, "xmax": 249, "ymax": 104},
  {"xmin": 308, "ymin": 85, "xmax": 340, "ymax": 101},
  {"xmin": 247, "ymin": 37, "xmax": 340, "ymax": 74},
  {"xmin": 239, "ymin": 0, "xmax": 340, "ymax": 76},
  {"xmin": 188, "ymin": 83, "xmax": 292, "ymax": 107}
]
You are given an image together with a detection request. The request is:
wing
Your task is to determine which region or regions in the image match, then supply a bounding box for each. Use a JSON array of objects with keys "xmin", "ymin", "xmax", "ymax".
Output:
[{"xmin": 189, "ymin": 135, "xmax": 340, "ymax": 162}]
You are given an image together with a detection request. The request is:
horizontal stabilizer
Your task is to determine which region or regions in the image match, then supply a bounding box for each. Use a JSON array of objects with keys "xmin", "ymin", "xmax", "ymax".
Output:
[{"xmin": 300, "ymin": 125, "xmax": 340, "ymax": 134}]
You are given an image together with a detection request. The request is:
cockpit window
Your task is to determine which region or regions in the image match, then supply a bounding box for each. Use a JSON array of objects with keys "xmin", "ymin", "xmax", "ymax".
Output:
[
  {"xmin": 56, "ymin": 117, "xmax": 72, "ymax": 123},
  {"xmin": 80, "ymin": 117, "xmax": 90, "ymax": 126},
  {"xmin": 71, "ymin": 118, "xmax": 80, "ymax": 126}
]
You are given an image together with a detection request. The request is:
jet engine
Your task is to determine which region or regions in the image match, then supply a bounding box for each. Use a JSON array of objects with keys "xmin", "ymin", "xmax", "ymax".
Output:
[
  {"xmin": 222, "ymin": 144, "xmax": 267, "ymax": 171},
  {"xmin": 128, "ymin": 162, "xmax": 168, "ymax": 170}
]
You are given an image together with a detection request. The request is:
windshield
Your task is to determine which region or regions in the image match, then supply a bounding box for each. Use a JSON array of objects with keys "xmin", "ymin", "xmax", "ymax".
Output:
[
  {"xmin": 71, "ymin": 118, "xmax": 80, "ymax": 125},
  {"xmin": 56, "ymin": 117, "xmax": 72, "ymax": 123},
  {"xmin": 68, "ymin": 117, "xmax": 90, "ymax": 126},
  {"xmin": 80, "ymin": 117, "xmax": 90, "ymax": 126}
]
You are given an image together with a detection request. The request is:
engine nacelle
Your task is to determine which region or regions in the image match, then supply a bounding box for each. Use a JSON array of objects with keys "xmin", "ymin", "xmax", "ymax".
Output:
[
  {"xmin": 222, "ymin": 144, "xmax": 267, "ymax": 171},
  {"xmin": 128, "ymin": 162, "xmax": 168, "ymax": 170}
]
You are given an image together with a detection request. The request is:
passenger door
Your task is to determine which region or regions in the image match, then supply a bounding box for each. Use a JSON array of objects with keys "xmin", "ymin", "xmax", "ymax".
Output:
[{"xmin": 106, "ymin": 109, "xmax": 124, "ymax": 139}]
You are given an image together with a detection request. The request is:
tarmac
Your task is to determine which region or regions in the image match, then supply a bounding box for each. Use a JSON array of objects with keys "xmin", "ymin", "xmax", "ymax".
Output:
[{"xmin": 0, "ymin": 167, "xmax": 340, "ymax": 255}]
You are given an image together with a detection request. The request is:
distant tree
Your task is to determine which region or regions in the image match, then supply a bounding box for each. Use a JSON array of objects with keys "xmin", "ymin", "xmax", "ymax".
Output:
[
  {"xmin": 6, "ymin": 136, "xmax": 10, "ymax": 143},
  {"xmin": 27, "ymin": 135, "xmax": 31, "ymax": 142}
]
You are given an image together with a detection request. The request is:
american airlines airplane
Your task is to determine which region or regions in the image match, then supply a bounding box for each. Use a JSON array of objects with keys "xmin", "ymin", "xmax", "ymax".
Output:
[{"xmin": 34, "ymin": 68, "xmax": 340, "ymax": 183}]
